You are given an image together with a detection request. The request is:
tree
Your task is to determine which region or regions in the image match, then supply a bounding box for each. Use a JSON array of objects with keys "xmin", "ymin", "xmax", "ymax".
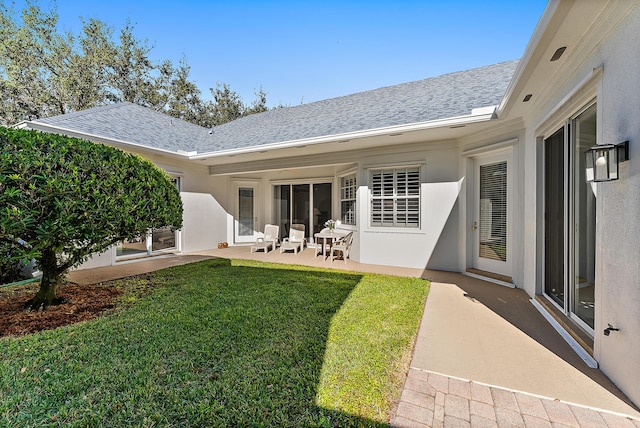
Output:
[
  {"xmin": 208, "ymin": 82, "xmax": 246, "ymax": 126},
  {"xmin": 0, "ymin": 0, "xmax": 73, "ymax": 122},
  {"xmin": 199, "ymin": 84, "xmax": 272, "ymax": 128},
  {"xmin": 0, "ymin": 127, "xmax": 183, "ymax": 308},
  {"xmin": 0, "ymin": 1, "xmax": 273, "ymax": 128},
  {"xmin": 162, "ymin": 58, "xmax": 206, "ymax": 124}
]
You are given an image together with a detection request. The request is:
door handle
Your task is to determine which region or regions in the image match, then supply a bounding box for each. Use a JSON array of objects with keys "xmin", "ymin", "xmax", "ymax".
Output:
[{"xmin": 471, "ymin": 221, "xmax": 478, "ymax": 231}]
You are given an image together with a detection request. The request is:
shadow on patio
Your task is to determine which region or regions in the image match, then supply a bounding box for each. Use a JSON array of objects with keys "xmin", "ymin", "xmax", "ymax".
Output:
[{"xmin": 414, "ymin": 269, "xmax": 639, "ymax": 416}]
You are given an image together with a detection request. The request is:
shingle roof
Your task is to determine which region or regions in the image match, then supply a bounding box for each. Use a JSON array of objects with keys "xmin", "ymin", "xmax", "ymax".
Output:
[
  {"xmin": 34, "ymin": 103, "xmax": 209, "ymax": 153},
  {"xmin": 32, "ymin": 60, "xmax": 518, "ymax": 154}
]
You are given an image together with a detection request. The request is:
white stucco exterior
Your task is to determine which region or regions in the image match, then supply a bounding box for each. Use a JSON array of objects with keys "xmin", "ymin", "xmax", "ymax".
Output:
[{"xmin": 26, "ymin": 0, "xmax": 640, "ymax": 407}]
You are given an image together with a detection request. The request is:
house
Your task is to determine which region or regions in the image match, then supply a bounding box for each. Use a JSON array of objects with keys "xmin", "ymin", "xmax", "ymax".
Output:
[{"xmin": 20, "ymin": 0, "xmax": 640, "ymax": 407}]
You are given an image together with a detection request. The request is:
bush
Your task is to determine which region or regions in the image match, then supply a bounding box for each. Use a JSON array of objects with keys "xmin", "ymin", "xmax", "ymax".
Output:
[
  {"xmin": 0, "ymin": 240, "xmax": 27, "ymax": 284},
  {"xmin": 0, "ymin": 126, "xmax": 183, "ymax": 306}
]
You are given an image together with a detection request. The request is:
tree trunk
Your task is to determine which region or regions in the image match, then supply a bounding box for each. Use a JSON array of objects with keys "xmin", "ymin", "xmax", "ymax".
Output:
[
  {"xmin": 31, "ymin": 273, "xmax": 60, "ymax": 308},
  {"xmin": 30, "ymin": 249, "xmax": 61, "ymax": 309}
]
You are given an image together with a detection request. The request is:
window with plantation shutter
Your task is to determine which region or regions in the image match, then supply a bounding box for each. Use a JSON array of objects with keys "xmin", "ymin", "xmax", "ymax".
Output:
[{"xmin": 370, "ymin": 167, "xmax": 420, "ymax": 227}]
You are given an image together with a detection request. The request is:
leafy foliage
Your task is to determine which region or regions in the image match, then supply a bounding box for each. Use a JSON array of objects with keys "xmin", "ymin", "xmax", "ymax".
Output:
[
  {"xmin": 0, "ymin": 239, "xmax": 27, "ymax": 284},
  {"xmin": 0, "ymin": 127, "xmax": 183, "ymax": 306},
  {"xmin": 0, "ymin": 0, "xmax": 273, "ymax": 127}
]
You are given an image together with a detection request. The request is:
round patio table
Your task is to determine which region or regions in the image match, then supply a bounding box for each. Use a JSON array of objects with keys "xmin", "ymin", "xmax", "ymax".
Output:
[{"xmin": 314, "ymin": 230, "xmax": 346, "ymax": 260}]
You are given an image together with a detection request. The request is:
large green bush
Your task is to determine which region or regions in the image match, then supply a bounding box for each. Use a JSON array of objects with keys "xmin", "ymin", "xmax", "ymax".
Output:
[
  {"xmin": 0, "ymin": 127, "xmax": 183, "ymax": 306},
  {"xmin": 0, "ymin": 239, "xmax": 27, "ymax": 284}
]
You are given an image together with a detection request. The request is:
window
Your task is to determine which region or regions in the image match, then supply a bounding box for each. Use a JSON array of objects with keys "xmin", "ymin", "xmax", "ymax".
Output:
[
  {"xmin": 370, "ymin": 167, "xmax": 420, "ymax": 227},
  {"xmin": 340, "ymin": 173, "xmax": 357, "ymax": 225}
]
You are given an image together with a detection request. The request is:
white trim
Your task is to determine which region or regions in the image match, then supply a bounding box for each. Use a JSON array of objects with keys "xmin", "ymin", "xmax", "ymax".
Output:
[
  {"xmin": 543, "ymin": 291, "xmax": 565, "ymax": 315},
  {"xmin": 463, "ymin": 272, "xmax": 515, "ymax": 288},
  {"xmin": 269, "ymin": 176, "xmax": 334, "ymax": 186},
  {"xmin": 339, "ymin": 172, "xmax": 358, "ymax": 227},
  {"xmin": 230, "ymin": 178, "xmax": 262, "ymax": 185},
  {"xmin": 530, "ymin": 299, "xmax": 598, "ymax": 368},
  {"xmin": 570, "ymin": 312, "xmax": 595, "ymax": 339},
  {"xmin": 362, "ymin": 161, "xmax": 425, "ymax": 171},
  {"xmin": 535, "ymin": 66, "xmax": 602, "ymax": 134},
  {"xmin": 191, "ymin": 111, "xmax": 497, "ymax": 160},
  {"xmin": 496, "ymin": 0, "xmax": 561, "ymax": 117},
  {"xmin": 461, "ymin": 138, "xmax": 518, "ymax": 157},
  {"xmin": 468, "ymin": 150, "xmax": 513, "ymax": 279},
  {"xmin": 158, "ymin": 167, "xmax": 184, "ymax": 176},
  {"xmin": 337, "ymin": 166, "xmax": 358, "ymax": 178},
  {"xmin": 233, "ymin": 182, "xmax": 260, "ymax": 243}
]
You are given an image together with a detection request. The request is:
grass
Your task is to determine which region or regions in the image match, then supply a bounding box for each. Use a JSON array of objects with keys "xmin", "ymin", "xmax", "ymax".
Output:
[{"xmin": 0, "ymin": 258, "xmax": 429, "ymax": 427}]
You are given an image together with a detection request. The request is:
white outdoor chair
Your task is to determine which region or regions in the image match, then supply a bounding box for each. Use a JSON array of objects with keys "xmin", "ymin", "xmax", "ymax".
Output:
[
  {"xmin": 250, "ymin": 224, "xmax": 279, "ymax": 253},
  {"xmin": 330, "ymin": 231, "xmax": 353, "ymax": 263},
  {"xmin": 280, "ymin": 223, "xmax": 307, "ymax": 254}
]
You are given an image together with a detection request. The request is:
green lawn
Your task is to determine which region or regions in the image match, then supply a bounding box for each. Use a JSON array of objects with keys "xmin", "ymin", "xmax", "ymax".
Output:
[{"xmin": 0, "ymin": 258, "xmax": 428, "ymax": 427}]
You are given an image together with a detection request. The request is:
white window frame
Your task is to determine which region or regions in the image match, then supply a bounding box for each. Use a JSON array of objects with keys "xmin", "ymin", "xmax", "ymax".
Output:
[
  {"xmin": 339, "ymin": 172, "xmax": 357, "ymax": 226},
  {"xmin": 369, "ymin": 166, "xmax": 421, "ymax": 228}
]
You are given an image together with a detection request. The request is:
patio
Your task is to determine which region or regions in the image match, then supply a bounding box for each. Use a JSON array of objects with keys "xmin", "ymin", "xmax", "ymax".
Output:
[{"xmin": 68, "ymin": 246, "xmax": 640, "ymax": 425}]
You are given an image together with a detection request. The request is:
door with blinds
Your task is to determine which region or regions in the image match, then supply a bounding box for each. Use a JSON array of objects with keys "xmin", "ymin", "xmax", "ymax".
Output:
[
  {"xmin": 235, "ymin": 183, "xmax": 259, "ymax": 243},
  {"xmin": 472, "ymin": 152, "xmax": 512, "ymax": 277}
]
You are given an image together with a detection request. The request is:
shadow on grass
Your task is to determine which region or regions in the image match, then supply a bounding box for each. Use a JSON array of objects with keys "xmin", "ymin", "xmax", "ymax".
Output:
[{"xmin": 0, "ymin": 258, "xmax": 397, "ymax": 427}]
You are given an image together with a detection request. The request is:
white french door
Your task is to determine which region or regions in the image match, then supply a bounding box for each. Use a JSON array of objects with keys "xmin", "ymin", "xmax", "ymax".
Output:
[
  {"xmin": 235, "ymin": 184, "xmax": 259, "ymax": 243},
  {"xmin": 472, "ymin": 152, "xmax": 512, "ymax": 278}
]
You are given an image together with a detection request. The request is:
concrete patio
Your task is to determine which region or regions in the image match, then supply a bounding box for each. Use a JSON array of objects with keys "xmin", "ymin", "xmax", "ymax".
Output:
[{"xmin": 67, "ymin": 245, "xmax": 640, "ymax": 426}]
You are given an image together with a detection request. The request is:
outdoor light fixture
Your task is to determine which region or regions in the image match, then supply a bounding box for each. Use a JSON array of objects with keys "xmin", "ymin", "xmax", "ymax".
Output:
[{"xmin": 585, "ymin": 141, "xmax": 629, "ymax": 182}]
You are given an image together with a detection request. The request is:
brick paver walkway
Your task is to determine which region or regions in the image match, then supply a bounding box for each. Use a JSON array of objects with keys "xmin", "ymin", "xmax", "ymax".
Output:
[{"xmin": 392, "ymin": 368, "xmax": 640, "ymax": 427}]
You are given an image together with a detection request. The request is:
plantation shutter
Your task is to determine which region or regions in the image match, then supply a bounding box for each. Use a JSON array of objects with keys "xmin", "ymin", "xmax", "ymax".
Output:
[{"xmin": 370, "ymin": 167, "xmax": 420, "ymax": 227}]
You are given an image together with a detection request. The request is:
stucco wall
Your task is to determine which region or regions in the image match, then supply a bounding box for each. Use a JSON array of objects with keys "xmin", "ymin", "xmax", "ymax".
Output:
[
  {"xmin": 357, "ymin": 145, "xmax": 461, "ymax": 270},
  {"xmin": 591, "ymin": 5, "xmax": 640, "ymax": 406},
  {"xmin": 519, "ymin": 3, "xmax": 640, "ymax": 406}
]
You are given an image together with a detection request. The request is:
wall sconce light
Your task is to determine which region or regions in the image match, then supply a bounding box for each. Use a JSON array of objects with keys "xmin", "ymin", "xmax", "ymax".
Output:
[{"xmin": 585, "ymin": 141, "xmax": 629, "ymax": 182}]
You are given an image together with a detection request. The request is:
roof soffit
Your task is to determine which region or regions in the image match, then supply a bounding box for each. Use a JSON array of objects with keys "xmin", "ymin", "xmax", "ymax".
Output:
[{"xmin": 499, "ymin": 0, "xmax": 636, "ymax": 121}]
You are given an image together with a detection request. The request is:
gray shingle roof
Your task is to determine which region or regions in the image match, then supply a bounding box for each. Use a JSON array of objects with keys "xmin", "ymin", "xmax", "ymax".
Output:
[
  {"xmin": 34, "ymin": 103, "xmax": 209, "ymax": 153},
  {"xmin": 32, "ymin": 60, "xmax": 518, "ymax": 154}
]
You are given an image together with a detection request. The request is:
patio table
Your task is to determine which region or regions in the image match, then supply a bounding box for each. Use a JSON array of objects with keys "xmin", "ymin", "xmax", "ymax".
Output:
[{"xmin": 314, "ymin": 230, "xmax": 346, "ymax": 260}]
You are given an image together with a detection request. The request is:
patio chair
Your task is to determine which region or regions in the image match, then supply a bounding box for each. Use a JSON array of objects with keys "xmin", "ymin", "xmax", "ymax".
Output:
[
  {"xmin": 330, "ymin": 231, "xmax": 353, "ymax": 263},
  {"xmin": 250, "ymin": 224, "xmax": 279, "ymax": 253},
  {"xmin": 280, "ymin": 223, "xmax": 307, "ymax": 254}
]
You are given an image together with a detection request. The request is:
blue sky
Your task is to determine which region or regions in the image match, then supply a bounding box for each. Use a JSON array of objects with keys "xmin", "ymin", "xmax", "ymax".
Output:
[{"xmin": 28, "ymin": 0, "xmax": 548, "ymax": 107}]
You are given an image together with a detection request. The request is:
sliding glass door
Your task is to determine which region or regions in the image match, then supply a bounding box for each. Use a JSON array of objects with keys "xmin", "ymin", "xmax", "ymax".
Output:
[
  {"xmin": 273, "ymin": 182, "xmax": 332, "ymax": 242},
  {"xmin": 543, "ymin": 103, "xmax": 596, "ymax": 332},
  {"xmin": 571, "ymin": 105, "xmax": 597, "ymax": 329},
  {"xmin": 544, "ymin": 128, "xmax": 566, "ymax": 307}
]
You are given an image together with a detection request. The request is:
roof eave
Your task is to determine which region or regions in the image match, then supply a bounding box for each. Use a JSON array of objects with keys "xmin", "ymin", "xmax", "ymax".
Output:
[
  {"xmin": 496, "ymin": 0, "xmax": 561, "ymax": 118},
  {"xmin": 190, "ymin": 107, "xmax": 498, "ymax": 161},
  {"xmin": 23, "ymin": 121, "xmax": 192, "ymax": 160}
]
